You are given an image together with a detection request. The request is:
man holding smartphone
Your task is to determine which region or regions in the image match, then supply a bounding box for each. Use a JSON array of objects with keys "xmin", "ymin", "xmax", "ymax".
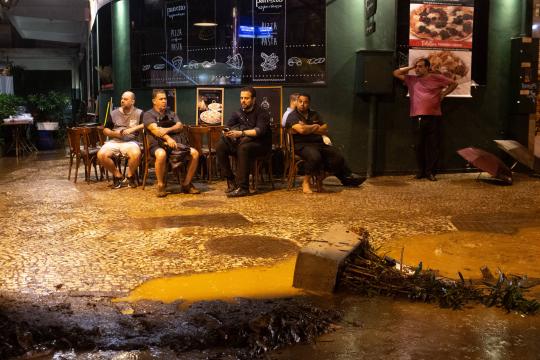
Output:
[{"xmin": 216, "ymin": 86, "xmax": 272, "ymax": 197}]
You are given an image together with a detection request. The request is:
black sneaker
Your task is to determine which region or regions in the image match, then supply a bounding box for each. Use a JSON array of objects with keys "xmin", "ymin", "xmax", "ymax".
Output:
[
  {"xmin": 225, "ymin": 178, "xmax": 237, "ymax": 194},
  {"xmin": 112, "ymin": 176, "xmax": 125, "ymax": 189},
  {"xmin": 341, "ymin": 173, "xmax": 366, "ymax": 187},
  {"xmin": 227, "ymin": 187, "xmax": 250, "ymax": 198},
  {"xmin": 127, "ymin": 176, "xmax": 138, "ymax": 188}
]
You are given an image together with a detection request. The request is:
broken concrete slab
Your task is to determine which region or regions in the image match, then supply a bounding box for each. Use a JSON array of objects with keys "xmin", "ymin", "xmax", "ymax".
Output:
[{"xmin": 293, "ymin": 224, "xmax": 365, "ymax": 293}]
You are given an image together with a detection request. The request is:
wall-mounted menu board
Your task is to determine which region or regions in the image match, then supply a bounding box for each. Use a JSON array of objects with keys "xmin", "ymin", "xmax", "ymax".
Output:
[{"xmin": 129, "ymin": 0, "xmax": 326, "ymax": 88}]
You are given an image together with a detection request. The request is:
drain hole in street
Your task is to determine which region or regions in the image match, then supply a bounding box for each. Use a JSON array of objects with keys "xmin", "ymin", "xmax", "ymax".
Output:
[
  {"xmin": 206, "ymin": 235, "xmax": 299, "ymax": 258},
  {"xmin": 182, "ymin": 200, "xmax": 226, "ymax": 208},
  {"xmin": 128, "ymin": 213, "xmax": 251, "ymax": 230}
]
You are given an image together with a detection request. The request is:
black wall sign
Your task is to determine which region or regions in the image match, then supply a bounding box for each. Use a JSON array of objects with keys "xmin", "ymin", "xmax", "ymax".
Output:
[{"xmin": 130, "ymin": 0, "xmax": 326, "ymax": 88}]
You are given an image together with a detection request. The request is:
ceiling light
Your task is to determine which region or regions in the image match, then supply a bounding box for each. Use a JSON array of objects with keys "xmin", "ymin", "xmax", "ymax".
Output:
[
  {"xmin": 0, "ymin": 0, "xmax": 18, "ymax": 10},
  {"xmin": 194, "ymin": 21, "xmax": 218, "ymax": 27}
]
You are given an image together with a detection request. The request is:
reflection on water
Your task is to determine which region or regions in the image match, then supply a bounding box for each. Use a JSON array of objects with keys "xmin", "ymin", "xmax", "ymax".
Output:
[
  {"xmin": 114, "ymin": 257, "xmax": 303, "ymax": 305},
  {"xmin": 268, "ymin": 296, "xmax": 540, "ymax": 360}
]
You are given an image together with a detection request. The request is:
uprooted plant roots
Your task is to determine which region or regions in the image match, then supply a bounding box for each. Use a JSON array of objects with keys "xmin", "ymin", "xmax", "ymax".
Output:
[{"xmin": 338, "ymin": 237, "xmax": 540, "ymax": 314}]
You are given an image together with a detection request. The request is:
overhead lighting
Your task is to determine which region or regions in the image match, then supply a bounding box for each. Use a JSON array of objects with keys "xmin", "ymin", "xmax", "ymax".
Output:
[
  {"xmin": 194, "ymin": 21, "xmax": 218, "ymax": 27},
  {"xmin": 0, "ymin": 0, "xmax": 18, "ymax": 10}
]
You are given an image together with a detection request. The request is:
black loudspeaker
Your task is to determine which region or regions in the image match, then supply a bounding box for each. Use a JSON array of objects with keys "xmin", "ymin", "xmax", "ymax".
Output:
[{"xmin": 355, "ymin": 50, "xmax": 394, "ymax": 95}]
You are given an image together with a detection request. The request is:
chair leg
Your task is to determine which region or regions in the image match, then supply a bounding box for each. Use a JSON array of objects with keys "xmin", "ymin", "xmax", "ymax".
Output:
[
  {"xmin": 74, "ymin": 157, "xmax": 81, "ymax": 183},
  {"xmin": 268, "ymin": 158, "xmax": 274, "ymax": 189},
  {"xmin": 68, "ymin": 155, "xmax": 73, "ymax": 180},
  {"xmin": 142, "ymin": 161, "xmax": 149, "ymax": 190},
  {"xmin": 287, "ymin": 162, "xmax": 295, "ymax": 190},
  {"xmin": 92, "ymin": 159, "xmax": 99, "ymax": 182}
]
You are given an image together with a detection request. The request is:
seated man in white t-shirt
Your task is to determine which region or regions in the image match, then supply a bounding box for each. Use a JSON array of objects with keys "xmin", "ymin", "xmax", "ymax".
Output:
[{"xmin": 97, "ymin": 91, "xmax": 144, "ymax": 189}]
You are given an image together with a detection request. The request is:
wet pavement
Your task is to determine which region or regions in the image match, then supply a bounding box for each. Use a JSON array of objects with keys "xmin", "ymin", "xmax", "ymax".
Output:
[{"xmin": 1, "ymin": 151, "xmax": 540, "ymax": 358}]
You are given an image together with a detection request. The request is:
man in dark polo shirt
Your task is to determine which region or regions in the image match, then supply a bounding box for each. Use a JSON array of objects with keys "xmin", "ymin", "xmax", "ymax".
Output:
[
  {"xmin": 143, "ymin": 89, "xmax": 200, "ymax": 197},
  {"xmin": 216, "ymin": 86, "xmax": 272, "ymax": 197},
  {"xmin": 285, "ymin": 93, "xmax": 364, "ymax": 193}
]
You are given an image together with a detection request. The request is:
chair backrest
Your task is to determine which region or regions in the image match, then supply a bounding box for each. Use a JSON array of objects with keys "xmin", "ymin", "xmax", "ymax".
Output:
[
  {"xmin": 271, "ymin": 124, "xmax": 282, "ymax": 149},
  {"xmin": 284, "ymin": 128, "xmax": 295, "ymax": 160},
  {"xmin": 142, "ymin": 127, "xmax": 151, "ymax": 160},
  {"xmin": 84, "ymin": 126, "xmax": 101, "ymax": 149},
  {"xmin": 67, "ymin": 127, "xmax": 83, "ymax": 156},
  {"xmin": 187, "ymin": 126, "xmax": 210, "ymax": 154},
  {"xmin": 208, "ymin": 126, "xmax": 222, "ymax": 151}
]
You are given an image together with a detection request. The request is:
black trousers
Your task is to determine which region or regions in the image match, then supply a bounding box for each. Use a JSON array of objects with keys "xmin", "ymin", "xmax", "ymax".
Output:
[
  {"xmin": 216, "ymin": 138, "xmax": 270, "ymax": 190},
  {"xmin": 411, "ymin": 115, "xmax": 441, "ymax": 176},
  {"xmin": 296, "ymin": 143, "xmax": 351, "ymax": 182}
]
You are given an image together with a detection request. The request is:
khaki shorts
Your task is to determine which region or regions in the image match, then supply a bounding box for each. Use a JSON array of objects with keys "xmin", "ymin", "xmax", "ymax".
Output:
[{"xmin": 100, "ymin": 141, "xmax": 141, "ymax": 157}]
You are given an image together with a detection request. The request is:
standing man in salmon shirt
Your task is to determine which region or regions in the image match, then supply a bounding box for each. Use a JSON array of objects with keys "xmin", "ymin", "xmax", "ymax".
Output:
[{"xmin": 393, "ymin": 58, "xmax": 457, "ymax": 181}]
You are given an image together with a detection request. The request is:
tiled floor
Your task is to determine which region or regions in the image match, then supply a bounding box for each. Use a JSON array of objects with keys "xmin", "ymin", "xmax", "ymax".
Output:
[{"xmin": 1, "ymin": 151, "xmax": 539, "ymax": 298}]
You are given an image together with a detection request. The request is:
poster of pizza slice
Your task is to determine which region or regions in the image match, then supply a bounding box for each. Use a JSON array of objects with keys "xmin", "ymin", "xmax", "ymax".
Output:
[{"xmin": 409, "ymin": 1, "xmax": 474, "ymax": 49}]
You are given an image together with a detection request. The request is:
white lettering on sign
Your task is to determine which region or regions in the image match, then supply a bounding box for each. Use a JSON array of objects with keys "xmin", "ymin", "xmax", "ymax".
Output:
[
  {"xmin": 167, "ymin": 4, "xmax": 186, "ymax": 19},
  {"xmin": 260, "ymin": 21, "xmax": 277, "ymax": 46},
  {"xmin": 256, "ymin": 0, "xmax": 284, "ymax": 11},
  {"xmin": 171, "ymin": 29, "xmax": 182, "ymax": 37}
]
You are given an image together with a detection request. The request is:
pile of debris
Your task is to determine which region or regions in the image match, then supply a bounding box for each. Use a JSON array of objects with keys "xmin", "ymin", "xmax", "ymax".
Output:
[
  {"xmin": 338, "ymin": 236, "xmax": 540, "ymax": 314},
  {"xmin": 0, "ymin": 295, "xmax": 341, "ymax": 359}
]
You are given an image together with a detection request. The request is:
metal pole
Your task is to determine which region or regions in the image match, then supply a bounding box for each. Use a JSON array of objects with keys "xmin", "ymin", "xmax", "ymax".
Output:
[{"xmin": 366, "ymin": 95, "xmax": 377, "ymax": 178}]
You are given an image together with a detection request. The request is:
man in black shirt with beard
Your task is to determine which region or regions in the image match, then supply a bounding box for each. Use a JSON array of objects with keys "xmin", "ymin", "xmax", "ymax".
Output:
[
  {"xmin": 216, "ymin": 86, "xmax": 271, "ymax": 197},
  {"xmin": 286, "ymin": 93, "xmax": 364, "ymax": 193}
]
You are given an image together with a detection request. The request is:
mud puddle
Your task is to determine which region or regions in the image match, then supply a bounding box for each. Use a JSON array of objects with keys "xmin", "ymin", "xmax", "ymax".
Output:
[
  {"xmin": 382, "ymin": 227, "xmax": 540, "ymax": 286},
  {"xmin": 114, "ymin": 257, "xmax": 303, "ymax": 305}
]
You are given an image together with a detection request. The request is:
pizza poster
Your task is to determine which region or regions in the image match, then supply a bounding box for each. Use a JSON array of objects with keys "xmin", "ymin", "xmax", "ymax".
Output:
[
  {"xmin": 409, "ymin": 1, "xmax": 474, "ymax": 49},
  {"xmin": 409, "ymin": 48, "xmax": 472, "ymax": 97}
]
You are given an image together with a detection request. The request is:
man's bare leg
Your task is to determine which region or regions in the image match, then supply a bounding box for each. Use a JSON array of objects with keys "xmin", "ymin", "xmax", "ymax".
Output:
[
  {"xmin": 183, "ymin": 148, "xmax": 199, "ymax": 186},
  {"xmin": 154, "ymin": 148, "xmax": 168, "ymax": 197},
  {"xmin": 125, "ymin": 148, "xmax": 141, "ymax": 178},
  {"xmin": 181, "ymin": 148, "xmax": 201, "ymax": 194},
  {"xmin": 302, "ymin": 175, "xmax": 313, "ymax": 194},
  {"xmin": 97, "ymin": 150, "xmax": 122, "ymax": 178}
]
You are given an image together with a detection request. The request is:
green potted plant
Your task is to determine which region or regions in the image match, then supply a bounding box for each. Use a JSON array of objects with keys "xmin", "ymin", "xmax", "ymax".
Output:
[
  {"xmin": 0, "ymin": 93, "xmax": 25, "ymax": 155},
  {"xmin": 27, "ymin": 91, "xmax": 70, "ymax": 149},
  {"xmin": 28, "ymin": 91, "xmax": 70, "ymax": 130},
  {"xmin": 0, "ymin": 93, "xmax": 25, "ymax": 120}
]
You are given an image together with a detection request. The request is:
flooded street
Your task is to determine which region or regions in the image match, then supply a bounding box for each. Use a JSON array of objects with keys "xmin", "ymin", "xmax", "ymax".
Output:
[
  {"xmin": 270, "ymin": 296, "xmax": 540, "ymax": 360},
  {"xmin": 1, "ymin": 152, "xmax": 540, "ymax": 358}
]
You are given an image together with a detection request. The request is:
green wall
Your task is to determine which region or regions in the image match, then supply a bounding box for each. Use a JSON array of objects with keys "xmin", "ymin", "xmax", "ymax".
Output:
[{"xmin": 104, "ymin": 0, "xmax": 528, "ymax": 175}]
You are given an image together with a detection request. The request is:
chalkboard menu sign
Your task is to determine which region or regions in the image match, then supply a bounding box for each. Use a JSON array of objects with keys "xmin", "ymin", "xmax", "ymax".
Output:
[{"xmin": 130, "ymin": 0, "xmax": 326, "ymax": 88}]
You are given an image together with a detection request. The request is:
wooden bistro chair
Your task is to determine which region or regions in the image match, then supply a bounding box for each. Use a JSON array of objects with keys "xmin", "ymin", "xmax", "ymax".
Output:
[
  {"xmin": 251, "ymin": 151, "xmax": 274, "ymax": 191},
  {"xmin": 187, "ymin": 125, "xmax": 211, "ymax": 181},
  {"xmin": 284, "ymin": 128, "xmax": 323, "ymax": 191},
  {"xmin": 207, "ymin": 125, "xmax": 223, "ymax": 180},
  {"xmin": 67, "ymin": 127, "xmax": 100, "ymax": 183},
  {"xmin": 141, "ymin": 127, "xmax": 183, "ymax": 190}
]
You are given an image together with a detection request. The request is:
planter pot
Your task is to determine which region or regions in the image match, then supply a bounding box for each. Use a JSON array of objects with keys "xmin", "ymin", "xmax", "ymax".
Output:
[
  {"xmin": 36, "ymin": 122, "xmax": 59, "ymax": 131},
  {"xmin": 36, "ymin": 130, "xmax": 56, "ymax": 150}
]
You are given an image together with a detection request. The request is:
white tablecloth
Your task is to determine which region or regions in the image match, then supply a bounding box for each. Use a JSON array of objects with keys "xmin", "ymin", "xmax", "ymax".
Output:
[{"xmin": 0, "ymin": 76, "xmax": 14, "ymax": 95}]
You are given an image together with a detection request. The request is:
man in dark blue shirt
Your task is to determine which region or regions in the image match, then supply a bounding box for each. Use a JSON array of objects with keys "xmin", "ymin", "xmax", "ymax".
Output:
[{"xmin": 216, "ymin": 86, "xmax": 272, "ymax": 197}]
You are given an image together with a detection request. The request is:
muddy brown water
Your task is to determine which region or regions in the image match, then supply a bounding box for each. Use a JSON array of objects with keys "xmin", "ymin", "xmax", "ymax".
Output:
[
  {"xmin": 268, "ymin": 296, "xmax": 540, "ymax": 360},
  {"xmin": 382, "ymin": 227, "xmax": 540, "ymax": 283}
]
